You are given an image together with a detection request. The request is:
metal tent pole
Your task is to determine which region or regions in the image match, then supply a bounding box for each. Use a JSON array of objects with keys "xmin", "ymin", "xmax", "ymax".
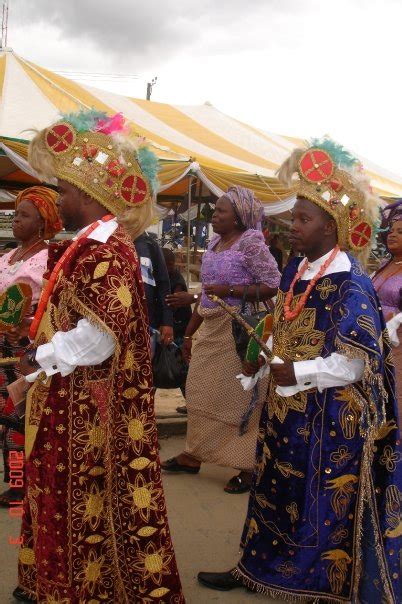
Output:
[{"xmin": 186, "ymin": 176, "xmax": 193, "ymax": 288}]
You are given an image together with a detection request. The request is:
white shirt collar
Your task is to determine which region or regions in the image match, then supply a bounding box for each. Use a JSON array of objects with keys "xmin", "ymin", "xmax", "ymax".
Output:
[
  {"xmin": 303, "ymin": 248, "xmax": 334, "ymax": 272},
  {"xmin": 73, "ymin": 218, "xmax": 118, "ymax": 243},
  {"xmin": 299, "ymin": 247, "xmax": 351, "ymax": 280}
]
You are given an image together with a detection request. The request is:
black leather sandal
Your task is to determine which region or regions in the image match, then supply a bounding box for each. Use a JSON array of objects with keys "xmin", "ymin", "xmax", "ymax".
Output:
[
  {"xmin": 161, "ymin": 457, "xmax": 200, "ymax": 474},
  {"xmin": 224, "ymin": 472, "xmax": 252, "ymax": 494},
  {"xmin": 198, "ymin": 570, "xmax": 244, "ymax": 591},
  {"xmin": 12, "ymin": 586, "xmax": 37, "ymax": 602},
  {"xmin": 0, "ymin": 488, "xmax": 24, "ymax": 507}
]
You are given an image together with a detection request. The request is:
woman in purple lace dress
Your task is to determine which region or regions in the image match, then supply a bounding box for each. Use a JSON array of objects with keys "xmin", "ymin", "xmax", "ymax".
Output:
[
  {"xmin": 162, "ymin": 187, "xmax": 280, "ymax": 492},
  {"xmin": 373, "ymin": 205, "xmax": 402, "ymax": 422}
]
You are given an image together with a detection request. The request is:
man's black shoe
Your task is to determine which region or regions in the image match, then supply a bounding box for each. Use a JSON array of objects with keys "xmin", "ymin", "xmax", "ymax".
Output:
[
  {"xmin": 12, "ymin": 587, "xmax": 37, "ymax": 602},
  {"xmin": 197, "ymin": 570, "xmax": 243, "ymax": 591}
]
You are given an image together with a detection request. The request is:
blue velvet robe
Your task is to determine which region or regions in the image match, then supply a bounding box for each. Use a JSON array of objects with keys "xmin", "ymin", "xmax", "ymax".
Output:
[{"xmin": 236, "ymin": 255, "xmax": 402, "ymax": 603}]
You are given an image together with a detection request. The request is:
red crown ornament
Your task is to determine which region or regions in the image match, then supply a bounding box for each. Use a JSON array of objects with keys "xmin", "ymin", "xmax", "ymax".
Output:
[{"xmin": 299, "ymin": 149, "xmax": 334, "ymax": 183}]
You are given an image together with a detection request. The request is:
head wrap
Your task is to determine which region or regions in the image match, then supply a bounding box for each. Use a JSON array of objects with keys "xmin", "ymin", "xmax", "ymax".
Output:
[
  {"xmin": 381, "ymin": 199, "xmax": 402, "ymax": 226},
  {"xmin": 277, "ymin": 138, "xmax": 381, "ymax": 265},
  {"xmin": 378, "ymin": 199, "xmax": 402, "ymax": 247},
  {"xmin": 225, "ymin": 185, "xmax": 264, "ymax": 231},
  {"xmin": 15, "ymin": 186, "xmax": 62, "ymax": 239}
]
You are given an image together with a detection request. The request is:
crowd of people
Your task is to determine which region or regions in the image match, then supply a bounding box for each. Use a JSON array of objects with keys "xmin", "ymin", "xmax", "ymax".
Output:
[{"xmin": 0, "ymin": 109, "xmax": 400, "ymax": 603}]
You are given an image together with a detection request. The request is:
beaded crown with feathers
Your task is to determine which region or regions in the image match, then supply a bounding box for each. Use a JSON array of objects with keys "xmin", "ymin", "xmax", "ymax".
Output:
[
  {"xmin": 28, "ymin": 109, "xmax": 159, "ymax": 237},
  {"xmin": 278, "ymin": 138, "xmax": 380, "ymax": 265}
]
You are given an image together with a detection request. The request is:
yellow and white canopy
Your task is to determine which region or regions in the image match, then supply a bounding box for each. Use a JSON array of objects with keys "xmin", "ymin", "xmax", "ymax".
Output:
[{"xmin": 1, "ymin": 48, "xmax": 402, "ymax": 213}]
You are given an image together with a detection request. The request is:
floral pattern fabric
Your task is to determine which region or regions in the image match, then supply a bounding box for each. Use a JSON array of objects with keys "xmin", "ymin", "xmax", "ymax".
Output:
[{"xmin": 18, "ymin": 228, "xmax": 184, "ymax": 603}]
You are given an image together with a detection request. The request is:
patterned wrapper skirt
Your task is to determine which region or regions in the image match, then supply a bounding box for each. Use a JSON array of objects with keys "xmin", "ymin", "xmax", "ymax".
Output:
[{"xmin": 185, "ymin": 304, "xmax": 268, "ymax": 471}]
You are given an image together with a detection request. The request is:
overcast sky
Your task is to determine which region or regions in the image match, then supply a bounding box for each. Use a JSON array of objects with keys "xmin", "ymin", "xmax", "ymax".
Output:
[{"xmin": 6, "ymin": 0, "xmax": 402, "ymax": 175}]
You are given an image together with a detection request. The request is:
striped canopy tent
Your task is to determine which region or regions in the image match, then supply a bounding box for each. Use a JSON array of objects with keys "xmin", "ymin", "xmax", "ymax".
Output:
[{"xmin": 1, "ymin": 48, "xmax": 402, "ymax": 215}]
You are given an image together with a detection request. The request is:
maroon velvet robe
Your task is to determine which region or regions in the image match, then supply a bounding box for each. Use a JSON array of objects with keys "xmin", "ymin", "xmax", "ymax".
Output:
[{"xmin": 18, "ymin": 225, "xmax": 184, "ymax": 603}]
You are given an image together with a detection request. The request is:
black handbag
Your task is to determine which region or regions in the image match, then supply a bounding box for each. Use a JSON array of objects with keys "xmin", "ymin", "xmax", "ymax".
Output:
[
  {"xmin": 152, "ymin": 342, "xmax": 188, "ymax": 389},
  {"xmin": 231, "ymin": 284, "xmax": 272, "ymax": 360}
]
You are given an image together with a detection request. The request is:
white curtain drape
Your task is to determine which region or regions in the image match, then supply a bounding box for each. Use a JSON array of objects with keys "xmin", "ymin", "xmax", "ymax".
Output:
[
  {"xmin": 0, "ymin": 149, "xmax": 295, "ymax": 215},
  {"xmin": 188, "ymin": 162, "xmax": 295, "ymax": 215},
  {"xmin": 0, "ymin": 143, "xmax": 44, "ymax": 180},
  {"xmin": 0, "ymin": 189, "xmax": 16, "ymax": 202}
]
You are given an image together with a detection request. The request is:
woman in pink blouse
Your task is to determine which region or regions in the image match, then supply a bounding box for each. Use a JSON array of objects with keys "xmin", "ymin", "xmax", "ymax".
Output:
[{"xmin": 0, "ymin": 186, "xmax": 61, "ymax": 506}]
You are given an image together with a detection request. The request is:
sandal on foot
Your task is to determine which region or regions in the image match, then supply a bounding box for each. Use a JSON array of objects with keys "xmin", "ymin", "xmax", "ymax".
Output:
[
  {"xmin": 224, "ymin": 473, "xmax": 251, "ymax": 494},
  {"xmin": 0, "ymin": 488, "xmax": 24, "ymax": 507},
  {"xmin": 12, "ymin": 586, "xmax": 37, "ymax": 602},
  {"xmin": 198, "ymin": 570, "xmax": 243, "ymax": 591},
  {"xmin": 161, "ymin": 457, "xmax": 200, "ymax": 474}
]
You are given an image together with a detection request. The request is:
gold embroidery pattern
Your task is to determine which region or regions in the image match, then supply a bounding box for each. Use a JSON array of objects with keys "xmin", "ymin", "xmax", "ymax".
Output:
[
  {"xmin": 255, "ymin": 443, "xmax": 271, "ymax": 485},
  {"xmin": 316, "ymin": 277, "xmax": 337, "ymax": 300},
  {"xmin": 43, "ymin": 588, "xmax": 71, "ymax": 603},
  {"xmin": 74, "ymin": 482, "xmax": 105, "ymax": 531},
  {"xmin": 24, "ymin": 376, "xmax": 52, "ymax": 461},
  {"xmin": 268, "ymin": 290, "xmax": 325, "ymax": 423},
  {"xmin": 131, "ymin": 542, "xmax": 174, "ymax": 588},
  {"xmin": 255, "ymin": 493, "xmax": 276, "ymax": 511},
  {"xmin": 74, "ymin": 411, "xmax": 106, "ymax": 461},
  {"xmin": 297, "ymin": 422, "xmax": 311, "ymax": 443},
  {"xmin": 275, "ymin": 561, "xmax": 300, "ymax": 579},
  {"xmin": 379, "ymin": 445, "xmax": 401, "ymax": 472},
  {"xmin": 384, "ymin": 485, "xmax": 402, "ymax": 538},
  {"xmin": 123, "ymin": 473, "xmax": 162, "ymax": 523},
  {"xmin": 120, "ymin": 404, "xmax": 155, "ymax": 455},
  {"xmin": 329, "ymin": 524, "xmax": 349, "ymax": 545},
  {"xmin": 321, "ymin": 549, "xmax": 352, "ymax": 595},
  {"xmin": 334, "ymin": 386, "xmax": 362, "ymax": 440},
  {"xmin": 286, "ymin": 502, "xmax": 299, "ymax": 523},
  {"xmin": 274, "ymin": 459, "xmax": 305, "ymax": 479},
  {"xmin": 244, "ymin": 518, "xmax": 259, "ymax": 544},
  {"xmin": 266, "ymin": 421, "xmax": 278, "ymax": 438},
  {"xmin": 357, "ymin": 314, "xmax": 378, "ymax": 343},
  {"xmin": 330, "ymin": 445, "xmax": 353, "ymax": 468},
  {"xmin": 74, "ymin": 549, "xmax": 112, "ymax": 597},
  {"xmin": 268, "ymin": 384, "xmax": 309, "ymax": 425},
  {"xmin": 272, "ymin": 291, "xmax": 325, "ymax": 362},
  {"xmin": 375, "ymin": 419, "xmax": 398, "ymax": 441},
  {"xmin": 325, "ymin": 474, "xmax": 359, "ymax": 520}
]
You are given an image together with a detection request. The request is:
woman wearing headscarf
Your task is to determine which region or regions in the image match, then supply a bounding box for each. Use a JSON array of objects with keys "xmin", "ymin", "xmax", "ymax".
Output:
[
  {"xmin": 162, "ymin": 186, "xmax": 280, "ymax": 492},
  {"xmin": 0, "ymin": 185, "xmax": 61, "ymax": 505},
  {"xmin": 372, "ymin": 200, "xmax": 402, "ymax": 422}
]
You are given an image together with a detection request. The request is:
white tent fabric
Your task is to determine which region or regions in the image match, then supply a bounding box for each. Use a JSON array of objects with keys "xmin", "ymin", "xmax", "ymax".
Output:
[{"xmin": 1, "ymin": 49, "xmax": 402, "ymax": 210}]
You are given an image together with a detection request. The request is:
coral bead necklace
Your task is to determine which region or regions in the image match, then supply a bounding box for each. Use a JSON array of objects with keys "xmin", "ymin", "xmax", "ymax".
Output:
[
  {"xmin": 284, "ymin": 246, "xmax": 340, "ymax": 321},
  {"xmin": 10, "ymin": 238, "xmax": 44, "ymax": 264},
  {"xmin": 29, "ymin": 214, "xmax": 115, "ymax": 340}
]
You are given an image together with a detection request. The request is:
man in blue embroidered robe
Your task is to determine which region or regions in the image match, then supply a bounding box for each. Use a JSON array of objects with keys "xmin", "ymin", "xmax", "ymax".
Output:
[{"xmin": 198, "ymin": 141, "xmax": 402, "ymax": 603}]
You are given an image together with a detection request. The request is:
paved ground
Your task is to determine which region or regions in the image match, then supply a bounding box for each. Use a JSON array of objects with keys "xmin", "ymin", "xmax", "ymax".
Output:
[
  {"xmin": 0, "ymin": 433, "xmax": 278, "ymax": 603},
  {"xmin": 158, "ymin": 435, "xmax": 278, "ymax": 603},
  {"xmin": 155, "ymin": 387, "xmax": 185, "ymax": 417}
]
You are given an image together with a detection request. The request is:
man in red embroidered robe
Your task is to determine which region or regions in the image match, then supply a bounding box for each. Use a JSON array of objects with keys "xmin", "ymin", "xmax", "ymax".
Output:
[{"xmin": 14, "ymin": 111, "xmax": 184, "ymax": 604}]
